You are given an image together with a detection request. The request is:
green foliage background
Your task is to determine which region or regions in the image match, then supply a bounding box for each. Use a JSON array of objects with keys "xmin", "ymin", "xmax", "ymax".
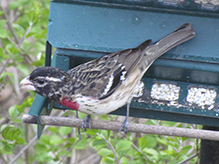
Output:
[{"xmin": 0, "ymin": 0, "xmax": 200, "ymax": 163}]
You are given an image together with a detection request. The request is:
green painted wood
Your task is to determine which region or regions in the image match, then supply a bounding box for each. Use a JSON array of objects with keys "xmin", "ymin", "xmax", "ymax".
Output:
[
  {"xmin": 28, "ymin": 94, "xmax": 52, "ymax": 139},
  {"xmin": 48, "ymin": 1, "xmax": 219, "ymax": 60},
  {"xmin": 28, "ymin": 94, "xmax": 48, "ymax": 117}
]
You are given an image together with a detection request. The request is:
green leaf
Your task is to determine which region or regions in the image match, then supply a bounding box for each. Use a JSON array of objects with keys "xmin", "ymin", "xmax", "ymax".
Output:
[
  {"xmin": 138, "ymin": 137, "xmax": 148, "ymax": 150},
  {"xmin": 129, "ymin": 160, "xmax": 144, "ymax": 164},
  {"xmin": 167, "ymin": 145, "xmax": 175, "ymax": 153},
  {"xmin": 2, "ymin": 127, "xmax": 14, "ymax": 140},
  {"xmin": 34, "ymin": 144, "xmax": 48, "ymax": 154},
  {"xmin": 35, "ymin": 151, "xmax": 51, "ymax": 162},
  {"xmin": 57, "ymin": 149, "xmax": 68, "ymax": 156},
  {"xmin": 176, "ymin": 154, "xmax": 188, "ymax": 161},
  {"xmin": 58, "ymin": 127, "xmax": 71, "ymax": 136},
  {"xmin": 15, "ymin": 138, "xmax": 27, "ymax": 145},
  {"xmin": 33, "ymin": 29, "xmax": 47, "ymax": 39},
  {"xmin": 101, "ymin": 156, "xmax": 115, "ymax": 163},
  {"xmin": 26, "ymin": 10, "xmax": 39, "ymax": 25},
  {"xmin": 26, "ymin": 32, "xmax": 36, "ymax": 38},
  {"xmin": 17, "ymin": 64, "xmax": 32, "ymax": 76},
  {"xmin": 0, "ymin": 28, "xmax": 7, "ymax": 38},
  {"xmin": 168, "ymin": 160, "xmax": 179, "ymax": 164},
  {"xmin": 9, "ymin": 105, "xmax": 19, "ymax": 119},
  {"xmin": 116, "ymin": 140, "xmax": 132, "ymax": 150},
  {"xmin": 85, "ymin": 128, "xmax": 98, "ymax": 135},
  {"xmin": 0, "ymin": 11, "xmax": 4, "ymax": 17},
  {"xmin": 0, "ymin": 19, "xmax": 6, "ymax": 28},
  {"xmin": 11, "ymin": 118, "xmax": 21, "ymax": 123},
  {"xmin": 12, "ymin": 23, "xmax": 25, "ymax": 35},
  {"xmin": 115, "ymin": 140, "xmax": 132, "ymax": 158},
  {"xmin": 118, "ymin": 149, "xmax": 129, "ymax": 158},
  {"xmin": 74, "ymin": 137, "xmax": 87, "ymax": 150},
  {"xmin": 180, "ymin": 145, "xmax": 192, "ymax": 155},
  {"xmin": 32, "ymin": 2, "xmax": 41, "ymax": 15},
  {"xmin": 146, "ymin": 136, "xmax": 157, "ymax": 148},
  {"xmin": 160, "ymin": 154, "xmax": 172, "ymax": 160},
  {"xmin": 12, "ymin": 128, "xmax": 22, "ymax": 140},
  {"xmin": 157, "ymin": 136, "xmax": 168, "ymax": 145},
  {"xmin": 1, "ymin": 140, "xmax": 14, "ymax": 152},
  {"xmin": 50, "ymin": 135, "xmax": 63, "ymax": 144},
  {"xmin": 48, "ymin": 127, "xmax": 58, "ymax": 133},
  {"xmin": 120, "ymin": 157, "xmax": 130, "ymax": 164},
  {"xmin": 0, "ymin": 20, "xmax": 7, "ymax": 38},
  {"xmin": 12, "ymin": 54, "xmax": 24, "ymax": 63},
  {"xmin": 100, "ymin": 130, "xmax": 109, "ymax": 139},
  {"xmin": 5, "ymin": 44, "xmax": 19, "ymax": 54},
  {"xmin": 2, "ymin": 127, "xmax": 24, "ymax": 145},
  {"xmin": 92, "ymin": 139, "xmax": 107, "ymax": 147},
  {"xmin": 34, "ymin": 42, "xmax": 46, "ymax": 51},
  {"xmin": 38, "ymin": 135, "xmax": 51, "ymax": 145},
  {"xmin": 97, "ymin": 148, "xmax": 113, "ymax": 157},
  {"xmin": 9, "ymin": 1, "xmax": 21, "ymax": 10},
  {"xmin": 163, "ymin": 150, "xmax": 173, "ymax": 155},
  {"xmin": 0, "ymin": 47, "xmax": 4, "ymax": 57},
  {"xmin": 64, "ymin": 137, "xmax": 75, "ymax": 144},
  {"xmin": 0, "ymin": 73, "xmax": 12, "ymax": 82},
  {"xmin": 20, "ymin": 41, "xmax": 32, "ymax": 53},
  {"xmin": 143, "ymin": 148, "xmax": 159, "ymax": 157}
]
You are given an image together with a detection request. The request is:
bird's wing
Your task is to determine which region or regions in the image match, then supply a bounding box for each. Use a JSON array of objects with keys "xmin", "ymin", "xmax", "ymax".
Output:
[{"xmin": 67, "ymin": 39, "xmax": 152, "ymax": 99}]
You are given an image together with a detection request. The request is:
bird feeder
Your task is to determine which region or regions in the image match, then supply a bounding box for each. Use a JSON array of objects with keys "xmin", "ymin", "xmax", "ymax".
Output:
[{"xmin": 23, "ymin": 0, "xmax": 219, "ymax": 162}]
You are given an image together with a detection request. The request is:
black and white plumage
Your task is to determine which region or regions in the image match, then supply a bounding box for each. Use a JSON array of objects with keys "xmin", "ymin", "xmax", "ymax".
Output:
[{"xmin": 20, "ymin": 23, "xmax": 195, "ymax": 133}]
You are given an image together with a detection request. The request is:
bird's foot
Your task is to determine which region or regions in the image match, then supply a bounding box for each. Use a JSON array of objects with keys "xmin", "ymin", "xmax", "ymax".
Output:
[
  {"xmin": 81, "ymin": 115, "xmax": 92, "ymax": 131},
  {"xmin": 118, "ymin": 118, "xmax": 129, "ymax": 134}
]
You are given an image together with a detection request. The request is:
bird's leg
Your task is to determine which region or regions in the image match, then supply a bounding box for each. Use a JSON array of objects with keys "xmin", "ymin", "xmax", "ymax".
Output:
[
  {"xmin": 81, "ymin": 115, "xmax": 92, "ymax": 131},
  {"xmin": 75, "ymin": 111, "xmax": 81, "ymax": 140},
  {"xmin": 118, "ymin": 102, "xmax": 130, "ymax": 134}
]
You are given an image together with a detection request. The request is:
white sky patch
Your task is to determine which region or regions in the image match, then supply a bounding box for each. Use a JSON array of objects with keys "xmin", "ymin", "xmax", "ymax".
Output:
[{"xmin": 151, "ymin": 83, "xmax": 180, "ymax": 101}]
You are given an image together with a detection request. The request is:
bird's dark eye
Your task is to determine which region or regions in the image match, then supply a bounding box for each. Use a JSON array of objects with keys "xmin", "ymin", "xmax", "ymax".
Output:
[{"xmin": 37, "ymin": 79, "xmax": 45, "ymax": 84}]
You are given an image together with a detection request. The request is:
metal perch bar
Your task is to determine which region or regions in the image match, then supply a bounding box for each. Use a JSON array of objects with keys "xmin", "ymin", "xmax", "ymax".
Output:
[{"xmin": 22, "ymin": 114, "xmax": 219, "ymax": 141}]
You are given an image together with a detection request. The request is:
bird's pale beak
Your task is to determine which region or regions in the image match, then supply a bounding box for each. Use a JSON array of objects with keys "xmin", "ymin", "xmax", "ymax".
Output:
[{"xmin": 20, "ymin": 76, "xmax": 36, "ymax": 91}]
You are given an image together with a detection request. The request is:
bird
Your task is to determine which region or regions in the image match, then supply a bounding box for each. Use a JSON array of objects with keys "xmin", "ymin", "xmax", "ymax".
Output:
[{"xmin": 20, "ymin": 23, "xmax": 195, "ymax": 133}]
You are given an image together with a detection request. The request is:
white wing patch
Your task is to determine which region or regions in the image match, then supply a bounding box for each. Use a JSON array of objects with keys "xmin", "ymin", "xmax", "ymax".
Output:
[
  {"xmin": 101, "ymin": 73, "xmax": 114, "ymax": 96},
  {"xmin": 120, "ymin": 70, "xmax": 127, "ymax": 81}
]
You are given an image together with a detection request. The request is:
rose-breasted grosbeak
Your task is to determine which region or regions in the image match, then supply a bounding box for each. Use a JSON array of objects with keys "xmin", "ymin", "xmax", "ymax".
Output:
[{"xmin": 20, "ymin": 23, "xmax": 195, "ymax": 133}]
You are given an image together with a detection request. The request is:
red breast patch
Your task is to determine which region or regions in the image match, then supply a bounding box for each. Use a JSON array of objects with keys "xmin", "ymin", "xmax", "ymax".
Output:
[{"xmin": 59, "ymin": 97, "xmax": 79, "ymax": 111}]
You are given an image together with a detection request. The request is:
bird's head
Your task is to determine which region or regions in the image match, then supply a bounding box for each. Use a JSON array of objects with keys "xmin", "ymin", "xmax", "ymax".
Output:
[{"xmin": 20, "ymin": 67, "xmax": 69, "ymax": 100}]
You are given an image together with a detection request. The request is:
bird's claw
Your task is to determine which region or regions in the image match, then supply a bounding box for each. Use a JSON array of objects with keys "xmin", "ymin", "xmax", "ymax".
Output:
[
  {"xmin": 118, "ymin": 119, "xmax": 129, "ymax": 134},
  {"xmin": 81, "ymin": 115, "xmax": 92, "ymax": 131}
]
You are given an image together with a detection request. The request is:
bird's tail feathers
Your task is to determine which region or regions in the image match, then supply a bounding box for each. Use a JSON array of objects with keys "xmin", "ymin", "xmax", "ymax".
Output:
[{"xmin": 145, "ymin": 23, "xmax": 196, "ymax": 61}]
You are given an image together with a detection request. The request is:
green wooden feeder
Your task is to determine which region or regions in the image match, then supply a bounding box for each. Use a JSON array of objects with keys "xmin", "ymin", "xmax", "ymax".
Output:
[{"xmin": 27, "ymin": 0, "xmax": 219, "ymax": 162}]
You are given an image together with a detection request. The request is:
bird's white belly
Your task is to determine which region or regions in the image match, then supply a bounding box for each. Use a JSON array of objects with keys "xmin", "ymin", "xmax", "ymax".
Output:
[
  {"xmin": 76, "ymin": 69, "xmax": 143, "ymax": 115},
  {"xmin": 76, "ymin": 94, "xmax": 128, "ymax": 115}
]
